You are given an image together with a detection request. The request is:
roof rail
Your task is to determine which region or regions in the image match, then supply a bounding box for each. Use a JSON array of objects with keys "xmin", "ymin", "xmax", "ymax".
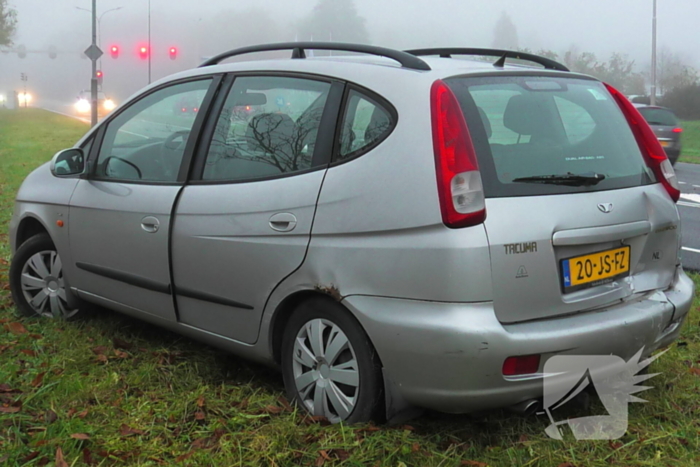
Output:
[
  {"xmin": 404, "ymin": 48, "xmax": 569, "ymax": 72},
  {"xmin": 200, "ymin": 42, "xmax": 432, "ymax": 71}
]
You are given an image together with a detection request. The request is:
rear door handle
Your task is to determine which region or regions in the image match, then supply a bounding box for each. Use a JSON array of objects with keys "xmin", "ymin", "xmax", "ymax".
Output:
[
  {"xmin": 141, "ymin": 216, "xmax": 160, "ymax": 233},
  {"xmin": 269, "ymin": 213, "xmax": 297, "ymax": 232}
]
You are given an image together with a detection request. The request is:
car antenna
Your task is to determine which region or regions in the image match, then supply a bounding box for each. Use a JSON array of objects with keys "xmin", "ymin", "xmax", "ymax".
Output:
[{"xmin": 493, "ymin": 53, "xmax": 507, "ymax": 68}]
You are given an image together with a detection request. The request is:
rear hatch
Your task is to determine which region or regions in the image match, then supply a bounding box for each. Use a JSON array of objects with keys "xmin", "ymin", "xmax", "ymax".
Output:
[
  {"xmin": 445, "ymin": 75, "xmax": 681, "ymax": 323},
  {"xmin": 637, "ymin": 106, "xmax": 682, "ymax": 154}
]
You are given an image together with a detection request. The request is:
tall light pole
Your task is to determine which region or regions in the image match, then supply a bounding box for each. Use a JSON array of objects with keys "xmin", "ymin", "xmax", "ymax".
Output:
[
  {"xmin": 148, "ymin": 0, "xmax": 152, "ymax": 84},
  {"xmin": 651, "ymin": 0, "xmax": 657, "ymax": 105},
  {"xmin": 90, "ymin": 0, "xmax": 98, "ymax": 126},
  {"xmin": 76, "ymin": 6, "xmax": 123, "ymax": 68}
]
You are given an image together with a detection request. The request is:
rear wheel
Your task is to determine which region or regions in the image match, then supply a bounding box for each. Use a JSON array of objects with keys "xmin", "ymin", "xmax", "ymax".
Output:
[
  {"xmin": 281, "ymin": 298, "xmax": 383, "ymax": 424},
  {"xmin": 9, "ymin": 234, "xmax": 83, "ymax": 319}
]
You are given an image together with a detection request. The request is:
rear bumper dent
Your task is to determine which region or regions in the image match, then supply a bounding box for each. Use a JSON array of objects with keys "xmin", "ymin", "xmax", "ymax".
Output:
[{"xmin": 344, "ymin": 266, "xmax": 694, "ymax": 414}]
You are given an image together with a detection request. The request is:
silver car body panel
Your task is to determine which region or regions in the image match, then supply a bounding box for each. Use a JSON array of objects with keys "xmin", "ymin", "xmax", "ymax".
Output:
[
  {"xmin": 68, "ymin": 180, "xmax": 180, "ymax": 322},
  {"xmin": 9, "ymin": 54, "xmax": 695, "ymax": 415},
  {"xmin": 171, "ymin": 170, "xmax": 327, "ymax": 344}
]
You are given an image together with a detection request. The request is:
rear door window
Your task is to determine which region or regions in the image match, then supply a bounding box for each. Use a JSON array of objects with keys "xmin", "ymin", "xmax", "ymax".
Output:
[
  {"xmin": 202, "ymin": 76, "xmax": 331, "ymax": 182},
  {"xmin": 638, "ymin": 107, "xmax": 678, "ymax": 127},
  {"xmin": 446, "ymin": 76, "xmax": 656, "ymax": 197},
  {"xmin": 338, "ymin": 89, "xmax": 394, "ymax": 160}
]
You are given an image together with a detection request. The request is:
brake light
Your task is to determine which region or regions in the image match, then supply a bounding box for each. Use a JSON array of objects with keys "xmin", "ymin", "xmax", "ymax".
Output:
[
  {"xmin": 430, "ymin": 80, "xmax": 486, "ymax": 228},
  {"xmin": 605, "ymin": 83, "xmax": 680, "ymax": 202},
  {"xmin": 672, "ymin": 127, "xmax": 683, "ymax": 133},
  {"xmin": 503, "ymin": 355, "xmax": 541, "ymax": 376}
]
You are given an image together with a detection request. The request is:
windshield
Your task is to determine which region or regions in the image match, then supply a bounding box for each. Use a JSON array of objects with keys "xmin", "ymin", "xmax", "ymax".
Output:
[
  {"xmin": 638, "ymin": 107, "xmax": 678, "ymax": 127},
  {"xmin": 445, "ymin": 75, "xmax": 656, "ymax": 197}
]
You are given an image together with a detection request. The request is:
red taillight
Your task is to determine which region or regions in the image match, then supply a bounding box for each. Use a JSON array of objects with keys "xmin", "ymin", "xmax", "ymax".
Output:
[
  {"xmin": 605, "ymin": 83, "xmax": 680, "ymax": 202},
  {"xmin": 430, "ymin": 80, "xmax": 486, "ymax": 228},
  {"xmin": 503, "ymin": 355, "xmax": 541, "ymax": 376},
  {"xmin": 672, "ymin": 127, "xmax": 683, "ymax": 133}
]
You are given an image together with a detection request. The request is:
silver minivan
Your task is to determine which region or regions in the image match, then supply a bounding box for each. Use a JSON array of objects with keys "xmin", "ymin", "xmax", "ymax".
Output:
[{"xmin": 9, "ymin": 44, "xmax": 694, "ymax": 423}]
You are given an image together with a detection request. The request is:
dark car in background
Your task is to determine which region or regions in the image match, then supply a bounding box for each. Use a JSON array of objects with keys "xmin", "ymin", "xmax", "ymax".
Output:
[{"xmin": 635, "ymin": 105, "xmax": 683, "ymax": 165}]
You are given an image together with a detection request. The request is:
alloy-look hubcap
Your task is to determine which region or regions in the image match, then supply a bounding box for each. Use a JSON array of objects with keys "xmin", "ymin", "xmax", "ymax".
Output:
[
  {"xmin": 20, "ymin": 250, "xmax": 79, "ymax": 319},
  {"xmin": 292, "ymin": 318, "xmax": 360, "ymax": 423}
]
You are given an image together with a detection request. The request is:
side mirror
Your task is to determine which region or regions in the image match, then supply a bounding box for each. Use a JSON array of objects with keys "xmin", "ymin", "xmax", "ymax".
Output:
[{"xmin": 50, "ymin": 148, "xmax": 85, "ymax": 177}]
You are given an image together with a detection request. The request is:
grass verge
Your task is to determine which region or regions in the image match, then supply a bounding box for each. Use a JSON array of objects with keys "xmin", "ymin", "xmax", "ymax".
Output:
[
  {"xmin": 679, "ymin": 120, "xmax": 700, "ymax": 164},
  {"xmin": 1, "ymin": 108, "xmax": 700, "ymax": 466}
]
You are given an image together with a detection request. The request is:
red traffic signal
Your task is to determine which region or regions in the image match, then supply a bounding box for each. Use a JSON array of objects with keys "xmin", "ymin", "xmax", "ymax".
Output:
[
  {"xmin": 138, "ymin": 45, "xmax": 149, "ymax": 60},
  {"xmin": 168, "ymin": 46, "xmax": 178, "ymax": 60},
  {"xmin": 110, "ymin": 45, "xmax": 119, "ymax": 59},
  {"xmin": 96, "ymin": 70, "xmax": 103, "ymax": 85}
]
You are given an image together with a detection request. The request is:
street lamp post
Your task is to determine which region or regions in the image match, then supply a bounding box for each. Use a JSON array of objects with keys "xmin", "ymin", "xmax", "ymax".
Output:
[
  {"xmin": 76, "ymin": 6, "xmax": 123, "ymax": 68},
  {"xmin": 651, "ymin": 0, "xmax": 657, "ymax": 105}
]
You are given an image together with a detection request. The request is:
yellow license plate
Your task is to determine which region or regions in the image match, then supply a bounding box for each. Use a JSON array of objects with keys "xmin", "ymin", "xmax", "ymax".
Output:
[
  {"xmin": 659, "ymin": 140, "xmax": 671, "ymax": 147},
  {"xmin": 561, "ymin": 246, "xmax": 630, "ymax": 291}
]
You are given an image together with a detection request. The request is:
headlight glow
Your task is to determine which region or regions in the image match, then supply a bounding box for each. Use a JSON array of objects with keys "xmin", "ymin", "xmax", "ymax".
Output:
[
  {"xmin": 103, "ymin": 99, "xmax": 116, "ymax": 111},
  {"xmin": 75, "ymin": 99, "xmax": 91, "ymax": 113},
  {"xmin": 18, "ymin": 93, "xmax": 32, "ymax": 104}
]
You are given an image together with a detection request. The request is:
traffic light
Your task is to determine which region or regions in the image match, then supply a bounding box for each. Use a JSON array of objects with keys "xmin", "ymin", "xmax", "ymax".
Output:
[
  {"xmin": 96, "ymin": 70, "xmax": 103, "ymax": 86},
  {"xmin": 138, "ymin": 45, "xmax": 149, "ymax": 60},
  {"xmin": 109, "ymin": 45, "xmax": 119, "ymax": 59},
  {"xmin": 168, "ymin": 46, "xmax": 178, "ymax": 60}
]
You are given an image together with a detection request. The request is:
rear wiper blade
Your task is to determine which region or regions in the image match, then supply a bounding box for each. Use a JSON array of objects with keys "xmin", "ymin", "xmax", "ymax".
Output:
[{"xmin": 512, "ymin": 172, "xmax": 606, "ymax": 187}]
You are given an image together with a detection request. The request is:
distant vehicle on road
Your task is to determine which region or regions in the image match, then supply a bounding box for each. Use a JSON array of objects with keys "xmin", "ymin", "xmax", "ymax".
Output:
[
  {"xmin": 74, "ymin": 90, "xmax": 116, "ymax": 116},
  {"xmin": 635, "ymin": 104, "xmax": 683, "ymax": 165}
]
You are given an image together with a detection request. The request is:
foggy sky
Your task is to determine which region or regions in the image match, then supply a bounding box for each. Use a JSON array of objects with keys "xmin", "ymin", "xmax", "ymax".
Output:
[{"xmin": 2, "ymin": 0, "xmax": 698, "ymax": 104}]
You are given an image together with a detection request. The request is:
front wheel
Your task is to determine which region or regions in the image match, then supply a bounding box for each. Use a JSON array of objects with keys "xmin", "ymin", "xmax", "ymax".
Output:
[
  {"xmin": 9, "ymin": 234, "xmax": 82, "ymax": 319},
  {"xmin": 281, "ymin": 298, "xmax": 383, "ymax": 424}
]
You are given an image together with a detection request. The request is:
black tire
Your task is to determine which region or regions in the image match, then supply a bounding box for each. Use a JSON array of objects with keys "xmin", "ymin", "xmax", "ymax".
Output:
[
  {"xmin": 9, "ymin": 233, "xmax": 84, "ymax": 320},
  {"xmin": 281, "ymin": 297, "xmax": 383, "ymax": 424}
]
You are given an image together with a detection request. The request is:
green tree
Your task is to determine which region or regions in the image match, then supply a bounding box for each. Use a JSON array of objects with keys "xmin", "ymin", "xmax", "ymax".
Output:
[
  {"xmin": 298, "ymin": 0, "xmax": 369, "ymax": 44},
  {"xmin": 492, "ymin": 11, "xmax": 518, "ymax": 50},
  {"xmin": 0, "ymin": 0, "xmax": 17, "ymax": 47},
  {"xmin": 655, "ymin": 47, "xmax": 698, "ymax": 94}
]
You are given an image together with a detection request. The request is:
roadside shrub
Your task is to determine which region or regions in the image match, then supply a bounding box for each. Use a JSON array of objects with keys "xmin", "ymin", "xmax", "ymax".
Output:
[{"xmin": 660, "ymin": 84, "xmax": 700, "ymax": 119}]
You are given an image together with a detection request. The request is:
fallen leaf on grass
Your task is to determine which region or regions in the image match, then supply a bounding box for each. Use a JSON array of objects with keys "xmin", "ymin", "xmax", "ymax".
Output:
[
  {"xmin": 29, "ymin": 333, "xmax": 43, "ymax": 340},
  {"xmin": 45, "ymin": 410, "xmax": 58, "ymax": 423},
  {"xmin": 20, "ymin": 349, "xmax": 37, "ymax": 357},
  {"xmin": 175, "ymin": 451, "xmax": 196, "ymax": 463},
  {"xmin": 37, "ymin": 458, "xmax": 49, "ymax": 467},
  {"xmin": 55, "ymin": 447, "xmax": 68, "ymax": 467},
  {"xmin": 119, "ymin": 424, "xmax": 145, "ymax": 437},
  {"xmin": 5, "ymin": 322, "xmax": 28, "ymax": 335},
  {"xmin": 0, "ymin": 406, "xmax": 21, "ymax": 413},
  {"xmin": 262, "ymin": 405, "xmax": 284, "ymax": 414},
  {"xmin": 412, "ymin": 443, "xmax": 420, "ymax": 452},
  {"xmin": 113, "ymin": 349, "xmax": 128, "ymax": 359},
  {"xmin": 83, "ymin": 448, "xmax": 95, "ymax": 466},
  {"xmin": 71, "ymin": 433, "xmax": 91, "ymax": 440},
  {"xmin": 557, "ymin": 463, "xmax": 576, "ymax": 467},
  {"xmin": 76, "ymin": 408, "xmax": 89, "ymax": 419},
  {"xmin": 196, "ymin": 395, "xmax": 205, "ymax": 408},
  {"xmin": 278, "ymin": 396, "xmax": 293, "ymax": 411},
  {"xmin": 461, "ymin": 461, "xmax": 488, "ymax": 467},
  {"xmin": 22, "ymin": 452, "xmax": 40, "ymax": 462},
  {"xmin": 0, "ymin": 384, "xmax": 20, "ymax": 393},
  {"xmin": 112, "ymin": 337, "xmax": 133, "ymax": 350},
  {"xmin": 194, "ymin": 411, "xmax": 205, "ymax": 421},
  {"xmin": 96, "ymin": 354, "xmax": 108, "ymax": 364},
  {"xmin": 31, "ymin": 372, "xmax": 46, "ymax": 388},
  {"xmin": 690, "ymin": 368, "xmax": 700, "ymax": 376},
  {"xmin": 91, "ymin": 346, "xmax": 108, "ymax": 356}
]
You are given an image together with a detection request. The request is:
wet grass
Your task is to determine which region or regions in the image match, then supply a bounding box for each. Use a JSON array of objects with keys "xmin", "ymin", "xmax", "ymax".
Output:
[
  {"xmin": 679, "ymin": 120, "xmax": 700, "ymax": 164},
  {"xmin": 1, "ymin": 108, "xmax": 700, "ymax": 466}
]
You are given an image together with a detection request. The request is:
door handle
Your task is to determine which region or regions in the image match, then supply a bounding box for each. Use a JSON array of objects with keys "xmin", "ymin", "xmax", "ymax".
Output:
[
  {"xmin": 141, "ymin": 216, "xmax": 160, "ymax": 233},
  {"xmin": 269, "ymin": 213, "xmax": 297, "ymax": 232}
]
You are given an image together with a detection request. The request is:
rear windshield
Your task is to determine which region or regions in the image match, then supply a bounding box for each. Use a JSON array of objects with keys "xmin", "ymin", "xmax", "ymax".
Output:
[
  {"xmin": 446, "ymin": 75, "xmax": 656, "ymax": 197},
  {"xmin": 638, "ymin": 107, "xmax": 678, "ymax": 127}
]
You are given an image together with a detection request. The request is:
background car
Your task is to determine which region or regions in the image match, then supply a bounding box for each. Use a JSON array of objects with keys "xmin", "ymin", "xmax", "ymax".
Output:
[
  {"xmin": 634, "ymin": 104, "xmax": 683, "ymax": 165},
  {"xmin": 74, "ymin": 90, "xmax": 116, "ymax": 116}
]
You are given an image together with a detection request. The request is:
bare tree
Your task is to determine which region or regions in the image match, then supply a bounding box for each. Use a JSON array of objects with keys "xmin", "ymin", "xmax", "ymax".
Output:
[
  {"xmin": 0, "ymin": 0, "xmax": 17, "ymax": 47},
  {"xmin": 655, "ymin": 47, "xmax": 698, "ymax": 94}
]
